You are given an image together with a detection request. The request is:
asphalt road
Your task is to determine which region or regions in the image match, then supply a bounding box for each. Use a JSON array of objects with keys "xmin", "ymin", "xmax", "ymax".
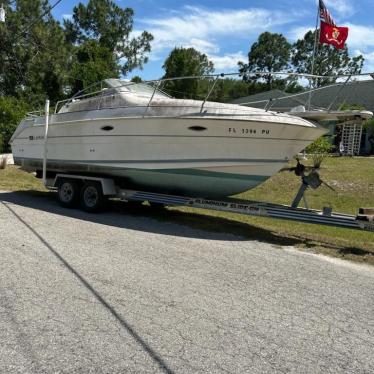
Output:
[{"xmin": 0, "ymin": 191, "xmax": 373, "ymax": 374}]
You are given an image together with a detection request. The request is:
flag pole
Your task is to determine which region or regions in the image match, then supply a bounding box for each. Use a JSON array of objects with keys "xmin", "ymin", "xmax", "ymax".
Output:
[{"xmin": 307, "ymin": 3, "xmax": 320, "ymax": 110}]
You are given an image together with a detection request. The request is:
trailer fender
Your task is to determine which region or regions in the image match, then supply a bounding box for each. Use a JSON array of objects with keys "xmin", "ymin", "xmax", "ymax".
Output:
[{"xmin": 53, "ymin": 174, "xmax": 117, "ymax": 196}]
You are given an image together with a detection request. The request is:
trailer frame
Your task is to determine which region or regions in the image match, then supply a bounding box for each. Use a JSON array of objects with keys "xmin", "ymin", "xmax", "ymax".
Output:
[{"xmin": 49, "ymin": 173, "xmax": 374, "ymax": 233}]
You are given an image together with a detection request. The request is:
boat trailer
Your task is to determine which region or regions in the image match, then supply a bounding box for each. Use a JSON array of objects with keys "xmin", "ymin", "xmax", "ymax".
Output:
[{"xmin": 51, "ymin": 174, "xmax": 374, "ymax": 233}]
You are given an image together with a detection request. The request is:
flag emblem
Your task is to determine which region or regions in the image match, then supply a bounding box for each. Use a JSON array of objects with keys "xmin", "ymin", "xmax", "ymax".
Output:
[{"xmin": 320, "ymin": 21, "xmax": 348, "ymax": 49}]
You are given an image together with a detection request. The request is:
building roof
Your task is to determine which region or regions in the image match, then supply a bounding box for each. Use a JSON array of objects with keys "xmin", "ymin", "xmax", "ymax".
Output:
[{"xmin": 232, "ymin": 79, "xmax": 374, "ymax": 112}]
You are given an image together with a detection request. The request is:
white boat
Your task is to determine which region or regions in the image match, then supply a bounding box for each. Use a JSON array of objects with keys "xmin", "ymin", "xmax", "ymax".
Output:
[{"xmin": 10, "ymin": 78, "xmax": 337, "ymax": 198}]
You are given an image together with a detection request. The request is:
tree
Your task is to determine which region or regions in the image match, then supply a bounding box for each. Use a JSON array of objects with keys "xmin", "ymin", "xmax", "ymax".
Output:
[
  {"xmin": 162, "ymin": 47, "xmax": 214, "ymax": 99},
  {"xmin": 0, "ymin": 0, "xmax": 70, "ymax": 104},
  {"xmin": 292, "ymin": 30, "xmax": 364, "ymax": 87},
  {"xmin": 206, "ymin": 79, "xmax": 273, "ymax": 103},
  {"xmin": 208, "ymin": 79, "xmax": 253, "ymax": 103},
  {"xmin": 70, "ymin": 40, "xmax": 120, "ymax": 93},
  {"xmin": 238, "ymin": 32, "xmax": 291, "ymax": 90},
  {"xmin": 64, "ymin": 0, "xmax": 153, "ymax": 79}
]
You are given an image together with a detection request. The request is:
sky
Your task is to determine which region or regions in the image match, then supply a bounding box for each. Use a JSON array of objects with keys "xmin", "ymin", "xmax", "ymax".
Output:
[{"xmin": 53, "ymin": 0, "xmax": 374, "ymax": 80}]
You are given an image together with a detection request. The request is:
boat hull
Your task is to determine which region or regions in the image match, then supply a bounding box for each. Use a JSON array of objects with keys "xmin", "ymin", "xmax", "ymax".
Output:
[
  {"xmin": 11, "ymin": 114, "xmax": 326, "ymax": 197},
  {"xmin": 12, "ymin": 158, "xmax": 273, "ymax": 197}
]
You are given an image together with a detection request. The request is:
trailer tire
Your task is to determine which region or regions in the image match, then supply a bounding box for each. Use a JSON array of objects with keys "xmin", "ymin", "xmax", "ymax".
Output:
[
  {"xmin": 57, "ymin": 179, "xmax": 80, "ymax": 208},
  {"xmin": 80, "ymin": 181, "xmax": 105, "ymax": 213}
]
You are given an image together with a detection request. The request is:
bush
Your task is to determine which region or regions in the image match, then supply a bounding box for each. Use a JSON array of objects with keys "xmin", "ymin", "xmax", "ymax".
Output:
[
  {"xmin": 305, "ymin": 136, "xmax": 333, "ymax": 154},
  {"xmin": 364, "ymin": 119, "xmax": 374, "ymax": 132},
  {"xmin": 0, "ymin": 97, "xmax": 30, "ymax": 153}
]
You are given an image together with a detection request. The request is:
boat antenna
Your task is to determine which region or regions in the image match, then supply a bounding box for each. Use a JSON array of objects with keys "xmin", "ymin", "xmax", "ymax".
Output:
[{"xmin": 0, "ymin": 4, "xmax": 5, "ymax": 23}]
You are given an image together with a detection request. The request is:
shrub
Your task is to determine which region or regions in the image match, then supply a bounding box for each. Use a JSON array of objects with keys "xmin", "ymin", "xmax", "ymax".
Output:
[
  {"xmin": 305, "ymin": 136, "xmax": 333, "ymax": 154},
  {"xmin": 0, "ymin": 97, "xmax": 30, "ymax": 153}
]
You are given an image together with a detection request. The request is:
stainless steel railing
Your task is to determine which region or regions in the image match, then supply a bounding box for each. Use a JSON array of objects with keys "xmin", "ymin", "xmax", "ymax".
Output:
[{"xmin": 50, "ymin": 71, "xmax": 374, "ymax": 116}]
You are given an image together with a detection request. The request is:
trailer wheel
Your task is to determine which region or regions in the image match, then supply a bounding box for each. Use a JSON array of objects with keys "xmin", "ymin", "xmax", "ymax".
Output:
[
  {"xmin": 80, "ymin": 181, "xmax": 105, "ymax": 213},
  {"xmin": 57, "ymin": 179, "xmax": 80, "ymax": 208}
]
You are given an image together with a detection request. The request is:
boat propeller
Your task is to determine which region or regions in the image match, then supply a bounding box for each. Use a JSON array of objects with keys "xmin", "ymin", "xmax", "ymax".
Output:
[
  {"xmin": 284, "ymin": 155, "xmax": 336, "ymax": 208},
  {"xmin": 282, "ymin": 155, "xmax": 334, "ymax": 190},
  {"xmin": 301, "ymin": 169, "xmax": 335, "ymax": 192}
]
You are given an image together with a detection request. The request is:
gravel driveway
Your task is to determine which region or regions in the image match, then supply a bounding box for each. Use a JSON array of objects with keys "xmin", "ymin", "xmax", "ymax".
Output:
[{"xmin": 0, "ymin": 191, "xmax": 373, "ymax": 373}]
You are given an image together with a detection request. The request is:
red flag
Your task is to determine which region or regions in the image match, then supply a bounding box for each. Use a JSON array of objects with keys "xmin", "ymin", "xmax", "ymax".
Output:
[{"xmin": 320, "ymin": 21, "xmax": 349, "ymax": 49}]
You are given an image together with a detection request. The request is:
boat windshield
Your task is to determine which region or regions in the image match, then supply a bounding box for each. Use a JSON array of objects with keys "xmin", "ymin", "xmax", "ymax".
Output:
[
  {"xmin": 55, "ymin": 79, "xmax": 173, "ymax": 113},
  {"xmin": 106, "ymin": 79, "xmax": 170, "ymax": 98},
  {"xmin": 126, "ymin": 83, "xmax": 170, "ymax": 98}
]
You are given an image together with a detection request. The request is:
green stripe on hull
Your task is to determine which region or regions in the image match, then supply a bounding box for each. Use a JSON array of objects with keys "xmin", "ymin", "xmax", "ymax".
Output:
[
  {"xmin": 122, "ymin": 168, "xmax": 269, "ymax": 198},
  {"xmin": 146, "ymin": 168, "xmax": 268, "ymax": 181}
]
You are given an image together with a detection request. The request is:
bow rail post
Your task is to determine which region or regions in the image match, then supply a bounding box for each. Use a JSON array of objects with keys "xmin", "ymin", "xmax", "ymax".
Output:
[{"xmin": 42, "ymin": 99, "xmax": 50, "ymax": 186}]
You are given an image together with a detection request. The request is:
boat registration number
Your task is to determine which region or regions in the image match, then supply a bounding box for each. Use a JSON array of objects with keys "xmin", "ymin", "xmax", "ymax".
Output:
[{"xmin": 228, "ymin": 128, "xmax": 270, "ymax": 135}]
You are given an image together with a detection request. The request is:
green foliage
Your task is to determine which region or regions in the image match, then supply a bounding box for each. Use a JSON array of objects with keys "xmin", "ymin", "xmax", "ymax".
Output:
[
  {"xmin": 238, "ymin": 32, "xmax": 291, "ymax": 90},
  {"xmin": 305, "ymin": 136, "xmax": 333, "ymax": 154},
  {"xmin": 292, "ymin": 30, "xmax": 364, "ymax": 88},
  {"xmin": 131, "ymin": 76, "xmax": 142, "ymax": 83},
  {"xmin": 339, "ymin": 103, "xmax": 364, "ymax": 111},
  {"xmin": 284, "ymin": 81, "xmax": 305, "ymax": 94},
  {"xmin": 363, "ymin": 119, "xmax": 374, "ymax": 132},
  {"xmin": 0, "ymin": 96, "xmax": 30, "ymax": 152},
  {"xmin": 207, "ymin": 79, "xmax": 254, "ymax": 102},
  {"xmin": 0, "ymin": 0, "xmax": 70, "ymax": 104},
  {"xmin": 65, "ymin": 0, "xmax": 153, "ymax": 77},
  {"xmin": 162, "ymin": 47, "xmax": 214, "ymax": 99},
  {"xmin": 70, "ymin": 40, "xmax": 120, "ymax": 93},
  {"xmin": 366, "ymin": 120, "xmax": 374, "ymax": 154},
  {"xmin": 0, "ymin": 0, "xmax": 153, "ymax": 102}
]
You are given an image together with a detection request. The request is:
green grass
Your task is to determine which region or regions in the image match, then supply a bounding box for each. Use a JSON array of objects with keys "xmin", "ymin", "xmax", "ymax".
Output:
[
  {"xmin": 1, "ymin": 158, "xmax": 374, "ymax": 265},
  {"xmin": 0, "ymin": 166, "xmax": 47, "ymax": 192},
  {"xmin": 170, "ymin": 156, "xmax": 374, "ymax": 264}
]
